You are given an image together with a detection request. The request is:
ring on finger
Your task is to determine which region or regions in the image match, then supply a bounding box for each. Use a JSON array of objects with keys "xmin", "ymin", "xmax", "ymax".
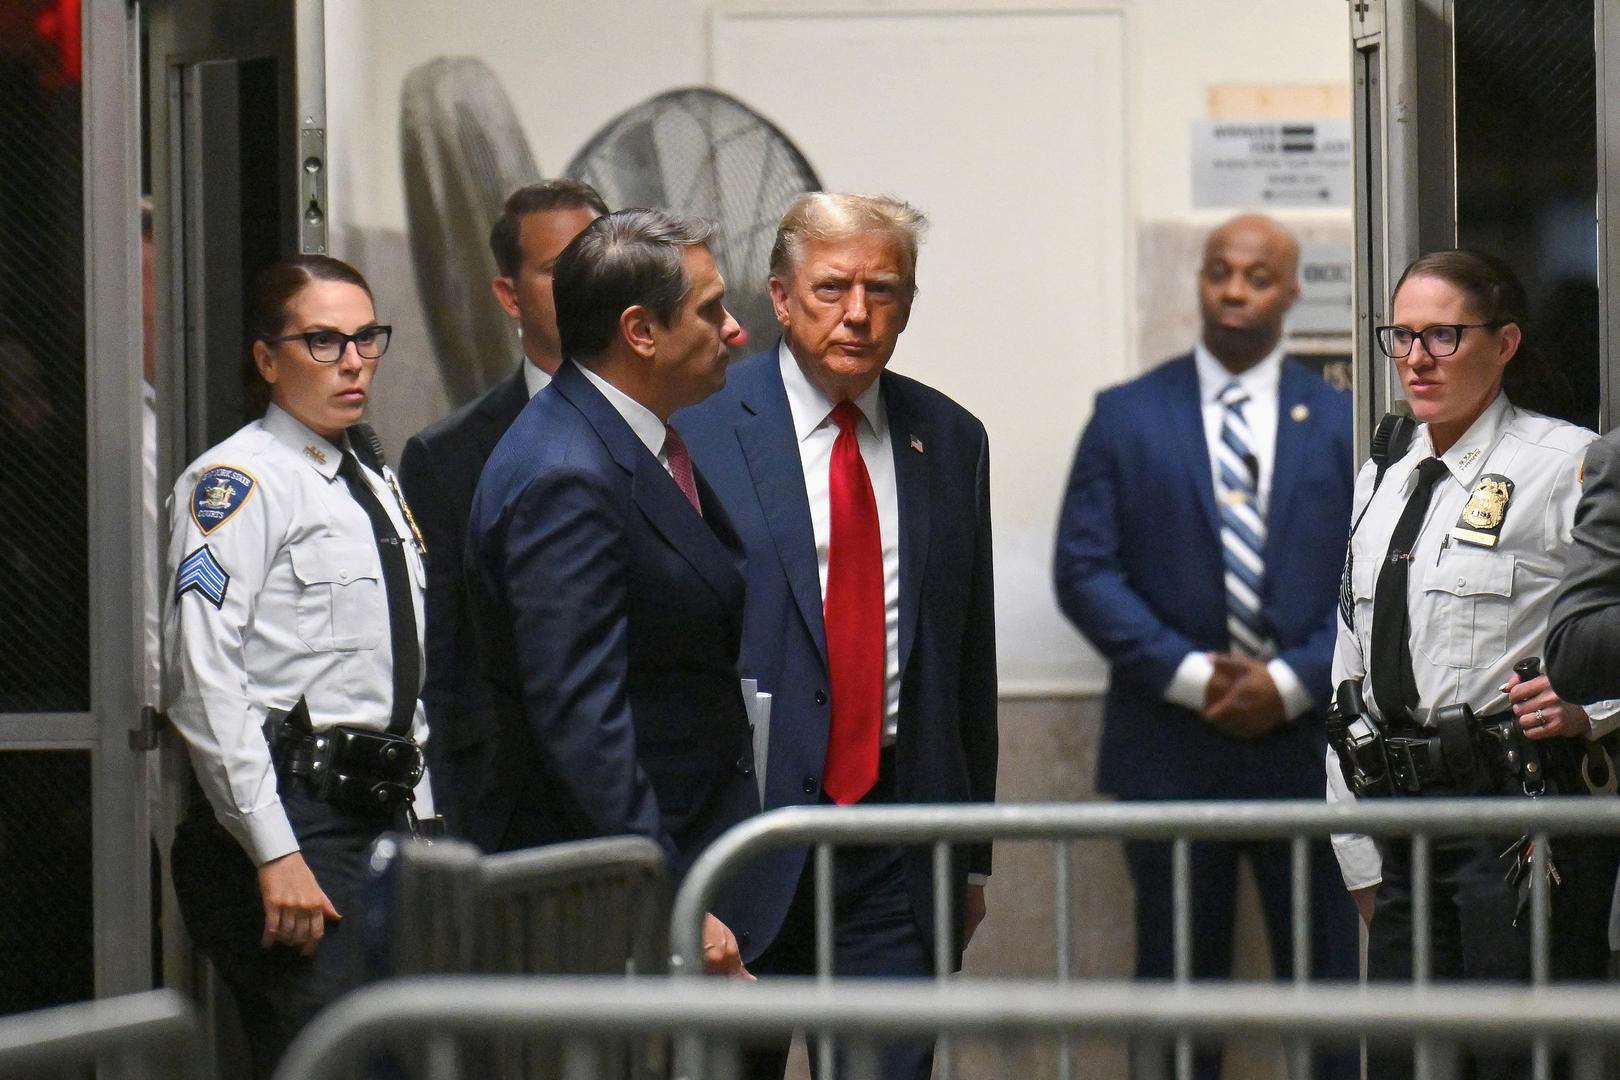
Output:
[{"xmin": 1535, "ymin": 707, "xmax": 1546, "ymax": 725}]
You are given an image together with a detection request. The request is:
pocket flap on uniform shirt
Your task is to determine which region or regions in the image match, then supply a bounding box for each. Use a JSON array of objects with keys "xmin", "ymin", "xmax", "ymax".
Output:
[
  {"xmin": 1423, "ymin": 551, "xmax": 1515, "ymax": 598},
  {"xmin": 1351, "ymin": 552, "xmax": 1378, "ymax": 601},
  {"xmin": 289, "ymin": 541, "xmax": 379, "ymax": 586}
]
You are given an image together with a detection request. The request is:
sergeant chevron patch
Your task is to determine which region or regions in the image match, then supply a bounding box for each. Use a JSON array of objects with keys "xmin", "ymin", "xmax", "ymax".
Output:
[
  {"xmin": 1337, "ymin": 547, "xmax": 1354, "ymax": 630},
  {"xmin": 176, "ymin": 544, "xmax": 229, "ymax": 609}
]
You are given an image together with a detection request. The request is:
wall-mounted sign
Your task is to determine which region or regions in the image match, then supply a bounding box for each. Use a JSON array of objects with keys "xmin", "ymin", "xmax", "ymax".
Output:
[
  {"xmin": 1293, "ymin": 243, "xmax": 1353, "ymax": 335},
  {"xmin": 1191, "ymin": 119, "xmax": 1352, "ymax": 208}
]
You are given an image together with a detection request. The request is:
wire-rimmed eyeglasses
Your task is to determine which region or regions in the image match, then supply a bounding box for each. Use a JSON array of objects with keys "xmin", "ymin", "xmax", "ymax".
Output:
[
  {"xmin": 1374, "ymin": 322, "xmax": 1502, "ymax": 359},
  {"xmin": 266, "ymin": 325, "xmax": 393, "ymax": 364}
]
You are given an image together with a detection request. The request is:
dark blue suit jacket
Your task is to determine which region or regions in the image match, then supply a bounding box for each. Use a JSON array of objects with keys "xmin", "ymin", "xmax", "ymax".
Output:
[
  {"xmin": 676, "ymin": 350, "xmax": 998, "ymax": 964},
  {"xmin": 399, "ymin": 366, "xmax": 529, "ymax": 832},
  {"xmin": 1053, "ymin": 355, "xmax": 1353, "ymax": 800},
  {"xmin": 465, "ymin": 361, "xmax": 760, "ymax": 880}
]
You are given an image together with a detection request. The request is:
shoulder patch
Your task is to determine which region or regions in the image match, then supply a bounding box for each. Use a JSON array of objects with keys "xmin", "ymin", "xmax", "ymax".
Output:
[
  {"xmin": 175, "ymin": 545, "xmax": 229, "ymax": 609},
  {"xmin": 191, "ymin": 465, "xmax": 257, "ymax": 535}
]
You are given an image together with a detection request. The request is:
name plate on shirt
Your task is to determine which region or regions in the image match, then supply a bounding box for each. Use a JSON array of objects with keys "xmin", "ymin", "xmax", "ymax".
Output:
[{"xmin": 1450, "ymin": 473, "xmax": 1514, "ymax": 548}]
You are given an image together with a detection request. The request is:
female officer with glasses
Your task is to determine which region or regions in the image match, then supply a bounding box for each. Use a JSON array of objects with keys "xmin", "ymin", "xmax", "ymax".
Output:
[
  {"xmin": 1327, "ymin": 249, "xmax": 1620, "ymax": 1079},
  {"xmin": 164, "ymin": 254, "xmax": 433, "ymax": 1076}
]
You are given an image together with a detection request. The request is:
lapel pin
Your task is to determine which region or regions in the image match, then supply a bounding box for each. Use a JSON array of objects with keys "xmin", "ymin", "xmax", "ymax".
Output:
[
  {"xmin": 1290, "ymin": 404, "xmax": 1309, "ymax": 422},
  {"xmin": 304, "ymin": 445, "xmax": 327, "ymax": 465},
  {"xmin": 1459, "ymin": 448, "xmax": 1482, "ymax": 469},
  {"xmin": 910, "ymin": 435, "xmax": 925, "ymax": 454}
]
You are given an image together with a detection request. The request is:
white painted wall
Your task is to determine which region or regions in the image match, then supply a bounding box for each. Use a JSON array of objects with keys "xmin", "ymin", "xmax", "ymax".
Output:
[
  {"xmin": 324, "ymin": 0, "xmax": 1351, "ymax": 694},
  {"xmin": 327, "ymin": 0, "xmax": 1350, "ymax": 238}
]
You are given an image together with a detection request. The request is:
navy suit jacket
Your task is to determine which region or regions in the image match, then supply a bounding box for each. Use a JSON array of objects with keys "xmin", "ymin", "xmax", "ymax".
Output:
[
  {"xmin": 465, "ymin": 360, "xmax": 760, "ymax": 880},
  {"xmin": 1053, "ymin": 355, "xmax": 1353, "ymax": 800},
  {"xmin": 676, "ymin": 349, "xmax": 998, "ymax": 964},
  {"xmin": 399, "ymin": 366, "xmax": 529, "ymax": 830}
]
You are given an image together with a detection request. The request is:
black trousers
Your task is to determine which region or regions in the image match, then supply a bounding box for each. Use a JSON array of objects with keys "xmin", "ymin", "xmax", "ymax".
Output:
[
  {"xmin": 170, "ymin": 778, "xmax": 394, "ymax": 1079},
  {"xmin": 1124, "ymin": 835, "xmax": 1361, "ymax": 1080},
  {"xmin": 1368, "ymin": 825, "xmax": 1620, "ymax": 1080},
  {"xmin": 742, "ymin": 751, "xmax": 937, "ymax": 1080}
]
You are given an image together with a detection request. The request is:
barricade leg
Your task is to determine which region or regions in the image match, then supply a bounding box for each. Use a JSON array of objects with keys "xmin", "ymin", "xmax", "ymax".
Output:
[
  {"xmin": 1053, "ymin": 841, "xmax": 1072, "ymax": 1080},
  {"xmin": 933, "ymin": 841, "xmax": 954, "ymax": 1080}
]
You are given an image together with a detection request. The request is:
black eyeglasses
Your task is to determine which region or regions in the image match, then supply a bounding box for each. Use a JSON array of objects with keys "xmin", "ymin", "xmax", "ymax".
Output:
[
  {"xmin": 1374, "ymin": 322, "xmax": 1501, "ymax": 359},
  {"xmin": 266, "ymin": 325, "xmax": 392, "ymax": 364}
]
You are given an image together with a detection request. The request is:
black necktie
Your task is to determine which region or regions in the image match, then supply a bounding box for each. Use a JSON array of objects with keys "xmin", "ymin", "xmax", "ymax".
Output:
[
  {"xmin": 337, "ymin": 452, "xmax": 420, "ymax": 735},
  {"xmin": 1369, "ymin": 456, "xmax": 1450, "ymax": 722}
]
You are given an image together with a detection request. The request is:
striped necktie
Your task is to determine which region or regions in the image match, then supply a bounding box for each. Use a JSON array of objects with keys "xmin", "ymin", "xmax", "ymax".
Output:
[{"xmin": 1215, "ymin": 381, "xmax": 1269, "ymax": 657}]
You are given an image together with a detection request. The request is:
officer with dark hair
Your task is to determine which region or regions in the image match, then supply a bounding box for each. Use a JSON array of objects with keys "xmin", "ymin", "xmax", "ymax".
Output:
[
  {"xmin": 1329, "ymin": 249, "xmax": 1620, "ymax": 1080},
  {"xmin": 165, "ymin": 254, "xmax": 432, "ymax": 1076}
]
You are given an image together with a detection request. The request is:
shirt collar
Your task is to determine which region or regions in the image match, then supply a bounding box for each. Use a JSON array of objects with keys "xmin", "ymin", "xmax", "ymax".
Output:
[
  {"xmin": 1421, "ymin": 390, "xmax": 1514, "ymax": 488},
  {"xmin": 572, "ymin": 360, "xmax": 667, "ymax": 459},
  {"xmin": 263, "ymin": 403, "xmax": 343, "ymax": 479},
  {"xmin": 522, "ymin": 358, "xmax": 551, "ymax": 399},
  {"xmin": 777, "ymin": 341, "xmax": 887, "ymax": 443},
  {"xmin": 1193, "ymin": 339, "xmax": 1285, "ymax": 405}
]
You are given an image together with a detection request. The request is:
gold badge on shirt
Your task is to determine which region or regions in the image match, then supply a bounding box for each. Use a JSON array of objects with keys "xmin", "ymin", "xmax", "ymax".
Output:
[{"xmin": 1450, "ymin": 473, "xmax": 1514, "ymax": 548}]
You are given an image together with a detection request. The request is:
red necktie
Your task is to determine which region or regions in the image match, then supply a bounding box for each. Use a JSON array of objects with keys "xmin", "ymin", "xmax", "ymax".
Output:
[
  {"xmin": 664, "ymin": 425, "xmax": 702, "ymax": 516},
  {"xmin": 822, "ymin": 401, "xmax": 883, "ymax": 804}
]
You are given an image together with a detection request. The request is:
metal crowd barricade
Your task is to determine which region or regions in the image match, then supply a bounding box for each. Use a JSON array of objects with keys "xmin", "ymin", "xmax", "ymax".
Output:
[
  {"xmin": 382, "ymin": 833, "xmax": 668, "ymax": 977},
  {"xmin": 377, "ymin": 833, "xmax": 669, "ymax": 1080},
  {"xmin": 669, "ymin": 799, "xmax": 1620, "ymax": 1080},
  {"xmin": 0, "ymin": 989, "xmax": 205, "ymax": 1079},
  {"xmin": 274, "ymin": 975, "xmax": 1620, "ymax": 1080}
]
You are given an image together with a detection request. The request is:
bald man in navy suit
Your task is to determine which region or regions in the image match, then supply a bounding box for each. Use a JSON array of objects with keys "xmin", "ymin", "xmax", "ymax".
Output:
[{"xmin": 1054, "ymin": 215, "xmax": 1358, "ymax": 1080}]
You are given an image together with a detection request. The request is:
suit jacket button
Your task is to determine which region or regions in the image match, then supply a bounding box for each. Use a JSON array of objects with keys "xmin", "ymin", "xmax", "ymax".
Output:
[
  {"xmin": 814, "ymin": 690, "xmax": 827, "ymax": 705},
  {"xmin": 735, "ymin": 756, "xmax": 752, "ymax": 776},
  {"xmin": 803, "ymin": 776, "xmax": 818, "ymax": 794}
]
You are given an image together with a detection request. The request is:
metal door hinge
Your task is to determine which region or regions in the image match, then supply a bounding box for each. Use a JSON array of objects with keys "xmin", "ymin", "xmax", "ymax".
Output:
[{"xmin": 130, "ymin": 705, "xmax": 167, "ymax": 751}]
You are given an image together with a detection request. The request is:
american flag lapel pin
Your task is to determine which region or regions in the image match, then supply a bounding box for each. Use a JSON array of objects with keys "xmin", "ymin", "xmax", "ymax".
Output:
[{"xmin": 910, "ymin": 434, "xmax": 925, "ymax": 454}]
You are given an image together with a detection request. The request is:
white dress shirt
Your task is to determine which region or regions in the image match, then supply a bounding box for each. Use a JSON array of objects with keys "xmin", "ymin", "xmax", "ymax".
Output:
[
  {"xmin": 1163, "ymin": 342, "xmax": 1312, "ymax": 719},
  {"xmin": 1326, "ymin": 392, "xmax": 1620, "ymax": 888},
  {"xmin": 778, "ymin": 343, "xmax": 902, "ymax": 743},
  {"xmin": 163, "ymin": 404, "xmax": 432, "ymax": 866},
  {"xmin": 522, "ymin": 357, "xmax": 552, "ymax": 399},
  {"xmin": 574, "ymin": 360, "xmax": 679, "ymax": 478}
]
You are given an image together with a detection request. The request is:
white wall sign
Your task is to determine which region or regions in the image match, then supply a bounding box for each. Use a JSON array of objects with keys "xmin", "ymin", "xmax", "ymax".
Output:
[
  {"xmin": 1293, "ymin": 243, "xmax": 1353, "ymax": 335},
  {"xmin": 1191, "ymin": 119, "xmax": 1351, "ymax": 208}
]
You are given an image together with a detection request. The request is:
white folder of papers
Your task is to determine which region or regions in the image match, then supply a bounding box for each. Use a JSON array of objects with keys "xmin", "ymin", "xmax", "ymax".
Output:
[{"xmin": 741, "ymin": 678, "xmax": 772, "ymax": 806}]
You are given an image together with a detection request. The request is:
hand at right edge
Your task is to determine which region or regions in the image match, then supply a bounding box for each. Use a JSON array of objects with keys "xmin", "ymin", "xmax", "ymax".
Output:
[
  {"xmin": 257, "ymin": 850, "xmax": 341, "ymax": 956},
  {"xmin": 701, "ymin": 912, "xmax": 755, "ymax": 980}
]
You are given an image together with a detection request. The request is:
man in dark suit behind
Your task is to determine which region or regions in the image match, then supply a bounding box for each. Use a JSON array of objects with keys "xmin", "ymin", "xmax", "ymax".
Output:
[
  {"xmin": 1548, "ymin": 430, "xmax": 1620, "ymax": 701},
  {"xmin": 1053, "ymin": 215, "xmax": 1358, "ymax": 1080},
  {"xmin": 677, "ymin": 192, "xmax": 998, "ymax": 1079},
  {"xmin": 466, "ymin": 207, "xmax": 756, "ymax": 972},
  {"xmin": 399, "ymin": 179, "xmax": 606, "ymax": 833}
]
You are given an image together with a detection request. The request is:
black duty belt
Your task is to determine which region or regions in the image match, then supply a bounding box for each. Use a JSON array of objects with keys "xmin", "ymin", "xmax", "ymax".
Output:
[
  {"xmin": 264, "ymin": 698, "xmax": 424, "ymax": 815},
  {"xmin": 1382, "ymin": 729, "xmax": 1453, "ymax": 794},
  {"xmin": 1382, "ymin": 710, "xmax": 1515, "ymax": 795}
]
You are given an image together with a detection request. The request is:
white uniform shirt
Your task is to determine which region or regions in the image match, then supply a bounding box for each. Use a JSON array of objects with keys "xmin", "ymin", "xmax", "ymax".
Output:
[
  {"xmin": 1163, "ymin": 342, "xmax": 1312, "ymax": 719},
  {"xmin": 778, "ymin": 343, "xmax": 902, "ymax": 744},
  {"xmin": 1327, "ymin": 393, "xmax": 1618, "ymax": 888},
  {"xmin": 162, "ymin": 404, "xmax": 432, "ymax": 866}
]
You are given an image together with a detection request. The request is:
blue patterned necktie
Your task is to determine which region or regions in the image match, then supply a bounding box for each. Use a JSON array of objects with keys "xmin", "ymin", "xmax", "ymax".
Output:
[{"xmin": 1215, "ymin": 381, "xmax": 1269, "ymax": 657}]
